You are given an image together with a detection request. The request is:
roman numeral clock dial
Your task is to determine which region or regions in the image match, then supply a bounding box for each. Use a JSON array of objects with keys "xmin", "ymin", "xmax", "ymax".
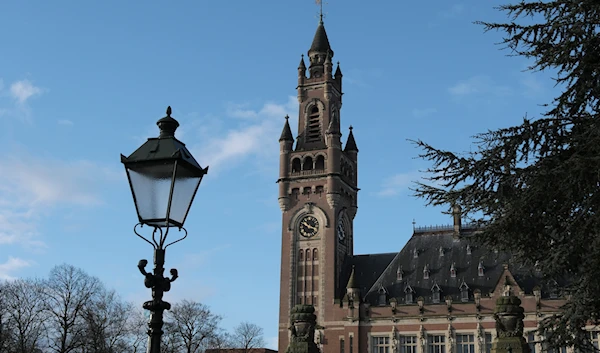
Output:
[{"xmin": 299, "ymin": 215, "xmax": 319, "ymax": 238}]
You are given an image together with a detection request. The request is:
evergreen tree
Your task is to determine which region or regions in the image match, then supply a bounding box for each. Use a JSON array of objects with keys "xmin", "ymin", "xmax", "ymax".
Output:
[{"xmin": 414, "ymin": 1, "xmax": 600, "ymax": 350}]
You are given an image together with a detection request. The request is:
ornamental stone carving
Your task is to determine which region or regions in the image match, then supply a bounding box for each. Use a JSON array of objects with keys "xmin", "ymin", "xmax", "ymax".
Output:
[
  {"xmin": 286, "ymin": 304, "xmax": 321, "ymax": 353},
  {"xmin": 491, "ymin": 294, "xmax": 530, "ymax": 353}
]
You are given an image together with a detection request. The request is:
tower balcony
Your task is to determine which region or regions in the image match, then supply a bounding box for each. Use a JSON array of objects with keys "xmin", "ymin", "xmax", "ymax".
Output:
[{"xmin": 290, "ymin": 167, "xmax": 327, "ymax": 177}]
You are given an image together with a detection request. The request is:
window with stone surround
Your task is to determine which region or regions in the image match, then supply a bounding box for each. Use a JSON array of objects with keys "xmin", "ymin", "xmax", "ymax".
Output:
[
  {"xmin": 485, "ymin": 333, "xmax": 492, "ymax": 353},
  {"xmin": 349, "ymin": 336, "xmax": 354, "ymax": 353},
  {"xmin": 591, "ymin": 331, "xmax": 600, "ymax": 350},
  {"xmin": 399, "ymin": 335, "xmax": 418, "ymax": 353},
  {"xmin": 527, "ymin": 332, "xmax": 537, "ymax": 353},
  {"xmin": 428, "ymin": 335, "xmax": 446, "ymax": 353},
  {"xmin": 456, "ymin": 334, "xmax": 475, "ymax": 353},
  {"xmin": 340, "ymin": 338, "xmax": 345, "ymax": 353},
  {"xmin": 371, "ymin": 336, "xmax": 391, "ymax": 353}
]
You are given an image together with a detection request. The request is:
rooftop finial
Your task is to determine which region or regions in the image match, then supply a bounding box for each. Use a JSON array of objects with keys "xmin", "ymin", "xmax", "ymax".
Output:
[
  {"xmin": 316, "ymin": 0, "xmax": 325, "ymax": 23},
  {"xmin": 349, "ymin": 125, "xmax": 353, "ymax": 131},
  {"xmin": 157, "ymin": 106, "xmax": 179, "ymax": 139},
  {"xmin": 285, "ymin": 115, "xmax": 289, "ymax": 120}
]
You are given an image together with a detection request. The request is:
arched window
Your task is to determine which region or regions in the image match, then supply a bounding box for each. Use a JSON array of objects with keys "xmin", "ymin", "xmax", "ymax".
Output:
[
  {"xmin": 306, "ymin": 249, "xmax": 311, "ymax": 261},
  {"xmin": 298, "ymin": 249, "xmax": 304, "ymax": 261},
  {"xmin": 306, "ymin": 106, "xmax": 321, "ymax": 142},
  {"xmin": 291, "ymin": 158, "xmax": 301, "ymax": 173},
  {"xmin": 315, "ymin": 155, "xmax": 325, "ymax": 170},
  {"xmin": 313, "ymin": 249, "xmax": 318, "ymax": 260},
  {"xmin": 303, "ymin": 156, "xmax": 314, "ymax": 171}
]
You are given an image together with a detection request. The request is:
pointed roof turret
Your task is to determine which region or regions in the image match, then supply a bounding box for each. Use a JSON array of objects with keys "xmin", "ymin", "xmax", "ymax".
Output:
[
  {"xmin": 279, "ymin": 115, "xmax": 294, "ymax": 142},
  {"xmin": 344, "ymin": 126, "xmax": 358, "ymax": 152},
  {"xmin": 298, "ymin": 54, "xmax": 306, "ymax": 69},
  {"xmin": 308, "ymin": 21, "xmax": 334, "ymax": 58},
  {"xmin": 335, "ymin": 61, "xmax": 343, "ymax": 77},
  {"xmin": 347, "ymin": 265, "xmax": 359, "ymax": 289}
]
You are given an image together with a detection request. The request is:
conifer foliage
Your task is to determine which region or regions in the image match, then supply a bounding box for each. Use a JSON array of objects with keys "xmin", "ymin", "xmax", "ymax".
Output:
[{"xmin": 414, "ymin": 1, "xmax": 600, "ymax": 350}]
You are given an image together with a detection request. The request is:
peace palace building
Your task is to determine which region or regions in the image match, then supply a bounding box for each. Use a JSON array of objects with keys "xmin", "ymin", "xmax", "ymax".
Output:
[{"xmin": 276, "ymin": 18, "xmax": 581, "ymax": 353}]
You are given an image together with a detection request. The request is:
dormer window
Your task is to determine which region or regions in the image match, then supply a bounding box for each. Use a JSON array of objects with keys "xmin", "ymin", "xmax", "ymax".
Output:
[
  {"xmin": 466, "ymin": 244, "xmax": 471, "ymax": 255},
  {"xmin": 450, "ymin": 262, "xmax": 456, "ymax": 278},
  {"xmin": 423, "ymin": 264, "xmax": 430, "ymax": 280},
  {"xmin": 432, "ymin": 283, "xmax": 441, "ymax": 303},
  {"xmin": 397, "ymin": 266, "xmax": 403, "ymax": 281},
  {"xmin": 378, "ymin": 285, "xmax": 387, "ymax": 306},
  {"xmin": 548, "ymin": 280, "xmax": 559, "ymax": 299},
  {"xmin": 439, "ymin": 247, "xmax": 444, "ymax": 257},
  {"xmin": 478, "ymin": 261, "xmax": 484, "ymax": 277},
  {"xmin": 413, "ymin": 248, "xmax": 418, "ymax": 258},
  {"xmin": 405, "ymin": 284, "xmax": 414, "ymax": 304},
  {"xmin": 459, "ymin": 281, "xmax": 469, "ymax": 302}
]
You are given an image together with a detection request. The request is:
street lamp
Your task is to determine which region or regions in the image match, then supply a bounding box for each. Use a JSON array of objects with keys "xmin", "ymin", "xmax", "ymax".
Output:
[{"xmin": 121, "ymin": 106, "xmax": 208, "ymax": 353}]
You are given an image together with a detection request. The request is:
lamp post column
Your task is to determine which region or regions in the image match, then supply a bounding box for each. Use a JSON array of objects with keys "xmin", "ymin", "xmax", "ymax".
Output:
[{"xmin": 138, "ymin": 248, "xmax": 178, "ymax": 353}]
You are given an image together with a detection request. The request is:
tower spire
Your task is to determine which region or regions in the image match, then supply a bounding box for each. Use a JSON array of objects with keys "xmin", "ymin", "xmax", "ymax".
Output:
[{"xmin": 316, "ymin": 0, "xmax": 324, "ymax": 24}]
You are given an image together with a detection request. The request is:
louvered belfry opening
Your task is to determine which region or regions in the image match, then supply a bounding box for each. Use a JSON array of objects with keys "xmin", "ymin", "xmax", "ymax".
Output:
[{"xmin": 306, "ymin": 106, "xmax": 321, "ymax": 143}]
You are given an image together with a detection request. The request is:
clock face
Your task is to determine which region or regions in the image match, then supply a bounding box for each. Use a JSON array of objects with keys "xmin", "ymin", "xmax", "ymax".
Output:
[
  {"xmin": 337, "ymin": 218, "xmax": 346, "ymax": 241},
  {"xmin": 299, "ymin": 215, "xmax": 319, "ymax": 238}
]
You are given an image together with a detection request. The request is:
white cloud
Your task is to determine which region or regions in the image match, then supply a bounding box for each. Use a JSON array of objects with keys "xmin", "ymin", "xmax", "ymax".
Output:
[
  {"xmin": 377, "ymin": 171, "xmax": 422, "ymax": 197},
  {"xmin": 10, "ymin": 80, "xmax": 42, "ymax": 104},
  {"xmin": 193, "ymin": 96, "xmax": 298, "ymax": 172},
  {"xmin": 412, "ymin": 107, "xmax": 437, "ymax": 118},
  {"xmin": 0, "ymin": 150, "xmax": 119, "ymax": 248},
  {"xmin": 0, "ymin": 257, "xmax": 33, "ymax": 280},
  {"xmin": 58, "ymin": 119, "xmax": 73, "ymax": 126},
  {"xmin": 448, "ymin": 75, "xmax": 512, "ymax": 97}
]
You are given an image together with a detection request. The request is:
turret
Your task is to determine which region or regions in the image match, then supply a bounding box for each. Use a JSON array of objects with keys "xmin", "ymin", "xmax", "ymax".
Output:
[
  {"xmin": 324, "ymin": 53, "xmax": 333, "ymax": 80},
  {"xmin": 308, "ymin": 19, "xmax": 333, "ymax": 79},
  {"xmin": 298, "ymin": 55, "xmax": 306, "ymax": 84},
  {"xmin": 325, "ymin": 110, "xmax": 342, "ymax": 209},
  {"xmin": 334, "ymin": 61, "xmax": 343, "ymax": 92},
  {"xmin": 278, "ymin": 116, "xmax": 294, "ymax": 211},
  {"xmin": 344, "ymin": 126, "xmax": 358, "ymax": 161}
]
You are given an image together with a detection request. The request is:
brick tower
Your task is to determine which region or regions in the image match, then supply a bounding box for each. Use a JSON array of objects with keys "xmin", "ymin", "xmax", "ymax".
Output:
[{"xmin": 277, "ymin": 17, "xmax": 359, "ymax": 353}]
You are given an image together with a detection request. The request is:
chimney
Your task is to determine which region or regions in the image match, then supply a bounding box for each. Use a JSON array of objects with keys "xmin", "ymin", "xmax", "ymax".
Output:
[{"xmin": 452, "ymin": 204, "xmax": 462, "ymax": 236}]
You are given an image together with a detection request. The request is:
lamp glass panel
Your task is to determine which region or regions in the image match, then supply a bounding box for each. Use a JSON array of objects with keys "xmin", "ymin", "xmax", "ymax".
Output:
[
  {"xmin": 169, "ymin": 163, "xmax": 202, "ymax": 225},
  {"xmin": 126, "ymin": 161, "xmax": 175, "ymax": 226}
]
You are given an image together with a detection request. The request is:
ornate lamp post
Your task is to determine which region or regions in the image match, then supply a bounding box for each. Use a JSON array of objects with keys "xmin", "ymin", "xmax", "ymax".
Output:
[{"xmin": 121, "ymin": 106, "xmax": 208, "ymax": 353}]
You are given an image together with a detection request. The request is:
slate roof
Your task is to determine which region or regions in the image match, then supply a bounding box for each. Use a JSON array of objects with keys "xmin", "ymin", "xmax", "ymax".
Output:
[
  {"xmin": 279, "ymin": 116, "xmax": 293, "ymax": 142},
  {"xmin": 339, "ymin": 252, "xmax": 397, "ymax": 299},
  {"xmin": 344, "ymin": 229, "xmax": 564, "ymax": 306},
  {"xmin": 309, "ymin": 22, "xmax": 333, "ymax": 57}
]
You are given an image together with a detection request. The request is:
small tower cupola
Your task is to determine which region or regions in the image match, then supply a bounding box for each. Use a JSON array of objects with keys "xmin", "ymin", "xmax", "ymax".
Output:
[
  {"xmin": 298, "ymin": 55, "xmax": 307, "ymax": 77},
  {"xmin": 344, "ymin": 126, "xmax": 358, "ymax": 153},
  {"xmin": 279, "ymin": 115, "xmax": 294, "ymax": 144},
  {"xmin": 308, "ymin": 20, "xmax": 334, "ymax": 78},
  {"xmin": 346, "ymin": 265, "xmax": 360, "ymax": 300}
]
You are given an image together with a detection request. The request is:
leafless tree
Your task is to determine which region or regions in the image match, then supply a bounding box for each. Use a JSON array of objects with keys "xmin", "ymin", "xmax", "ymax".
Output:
[
  {"xmin": 1, "ymin": 278, "xmax": 47, "ymax": 353},
  {"xmin": 80, "ymin": 288, "xmax": 135, "ymax": 353},
  {"xmin": 231, "ymin": 322, "xmax": 266, "ymax": 353},
  {"xmin": 128, "ymin": 309, "xmax": 150, "ymax": 353},
  {"xmin": 205, "ymin": 329, "xmax": 233, "ymax": 353},
  {"xmin": 43, "ymin": 264, "xmax": 102, "ymax": 353},
  {"xmin": 166, "ymin": 299, "xmax": 222, "ymax": 353}
]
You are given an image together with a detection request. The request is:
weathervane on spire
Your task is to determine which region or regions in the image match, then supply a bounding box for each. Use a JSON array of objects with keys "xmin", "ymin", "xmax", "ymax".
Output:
[{"xmin": 315, "ymin": 0, "xmax": 327, "ymax": 23}]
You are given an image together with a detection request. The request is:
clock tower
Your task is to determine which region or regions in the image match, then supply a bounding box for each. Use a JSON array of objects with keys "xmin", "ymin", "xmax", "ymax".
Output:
[{"xmin": 277, "ymin": 17, "xmax": 358, "ymax": 353}]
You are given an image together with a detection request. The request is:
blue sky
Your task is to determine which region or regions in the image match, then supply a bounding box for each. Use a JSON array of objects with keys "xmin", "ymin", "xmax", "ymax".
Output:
[{"xmin": 0, "ymin": 0, "xmax": 556, "ymax": 349}]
